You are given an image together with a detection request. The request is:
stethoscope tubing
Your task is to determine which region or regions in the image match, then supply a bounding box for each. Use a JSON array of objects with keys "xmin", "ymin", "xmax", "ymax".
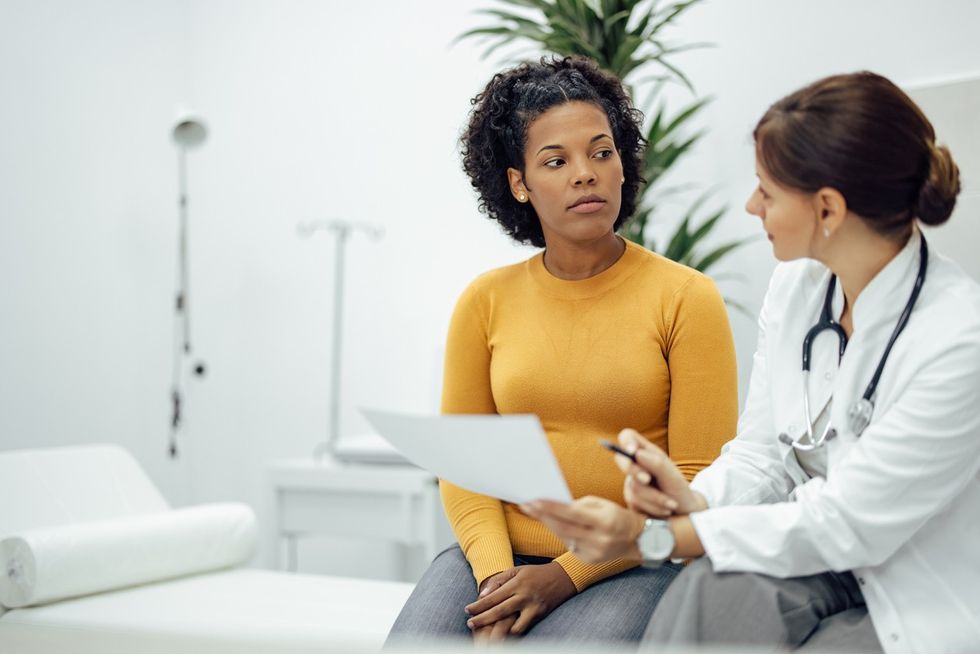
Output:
[{"xmin": 789, "ymin": 234, "xmax": 928, "ymax": 450}]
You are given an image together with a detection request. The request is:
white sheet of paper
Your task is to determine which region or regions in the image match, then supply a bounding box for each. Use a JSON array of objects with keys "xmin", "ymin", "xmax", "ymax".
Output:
[{"xmin": 361, "ymin": 408, "xmax": 573, "ymax": 504}]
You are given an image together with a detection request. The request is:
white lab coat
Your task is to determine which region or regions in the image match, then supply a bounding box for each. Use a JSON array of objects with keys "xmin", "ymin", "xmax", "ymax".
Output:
[{"xmin": 690, "ymin": 229, "xmax": 980, "ymax": 654}]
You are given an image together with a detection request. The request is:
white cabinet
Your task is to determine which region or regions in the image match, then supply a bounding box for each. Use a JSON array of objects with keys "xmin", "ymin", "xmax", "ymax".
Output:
[{"xmin": 267, "ymin": 459, "xmax": 453, "ymax": 582}]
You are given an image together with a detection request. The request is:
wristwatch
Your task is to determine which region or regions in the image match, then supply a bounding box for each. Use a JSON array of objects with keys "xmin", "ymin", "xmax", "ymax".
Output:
[{"xmin": 637, "ymin": 518, "xmax": 675, "ymax": 567}]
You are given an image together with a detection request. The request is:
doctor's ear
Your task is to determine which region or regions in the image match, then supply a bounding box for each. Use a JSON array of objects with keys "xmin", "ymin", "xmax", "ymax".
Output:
[{"xmin": 814, "ymin": 187, "xmax": 847, "ymax": 235}]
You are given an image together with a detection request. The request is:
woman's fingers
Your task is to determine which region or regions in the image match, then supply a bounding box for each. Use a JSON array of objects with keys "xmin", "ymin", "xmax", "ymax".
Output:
[
  {"xmin": 472, "ymin": 624, "xmax": 492, "ymax": 645},
  {"xmin": 509, "ymin": 606, "xmax": 538, "ymax": 635},
  {"xmin": 467, "ymin": 596, "xmax": 522, "ymax": 630},
  {"xmin": 466, "ymin": 577, "xmax": 516, "ymax": 615},
  {"xmin": 492, "ymin": 615, "xmax": 516, "ymax": 641},
  {"xmin": 476, "ymin": 567, "xmax": 515, "ymax": 599}
]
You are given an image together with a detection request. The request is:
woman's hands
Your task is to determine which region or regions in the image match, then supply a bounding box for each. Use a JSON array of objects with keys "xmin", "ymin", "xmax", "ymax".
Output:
[
  {"xmin": 521, "ymin": 496, "xmax": 645, "ymax": 564},
  {"xmin": 469, "ymin": 571, "xmax": 517, "ymax": 643},
  {"xmin": 465, "ymin": 562, "xmax": 577, "ymax": 641},
  {"xmin": 616, "ymin": 429, "xmax": 707, "ymax": 516}
]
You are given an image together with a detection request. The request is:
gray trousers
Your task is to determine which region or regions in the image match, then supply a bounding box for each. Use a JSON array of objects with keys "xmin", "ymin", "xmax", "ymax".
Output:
[
  {"xmin": 386, "ymin": 544, "xmax": 681, "ymax": 646},
  {"xmin": 643, "ymin": 557, "xmax": 883, "ymax": 652}
]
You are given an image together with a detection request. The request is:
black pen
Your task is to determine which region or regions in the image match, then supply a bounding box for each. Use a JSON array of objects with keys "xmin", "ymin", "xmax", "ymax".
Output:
[{"xmin": 599, "ymin": 439, "xmax": 658, "ymax": 487}]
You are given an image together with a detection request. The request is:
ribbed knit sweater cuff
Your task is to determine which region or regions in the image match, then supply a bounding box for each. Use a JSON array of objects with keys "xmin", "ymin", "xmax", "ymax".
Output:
[
  {"xmin": 467, "ymin": 536, "xmax": 515, "ymax": 589},
  {"xmin": 554, "ymin": 553, "xmax": 638, "ymax": 592}
]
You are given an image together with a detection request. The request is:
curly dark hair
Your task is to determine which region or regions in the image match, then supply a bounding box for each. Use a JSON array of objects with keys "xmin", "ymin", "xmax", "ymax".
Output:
[{"xmin": 460, "ymin": 56, "xmax": 646, "ymax": 248}]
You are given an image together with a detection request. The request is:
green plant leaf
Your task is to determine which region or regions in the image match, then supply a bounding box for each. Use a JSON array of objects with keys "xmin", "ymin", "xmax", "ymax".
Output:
[
  {"xmin": 723, "ymin": 297, "xmax": 755, "ymax": 320},
  {"xmin": 643, "ymin": 53, "xmax": 695, "ymax": 92},
  {"xmin": 692, "ymin": 237, "xmax": 756, "ymax": 274},
  {"xmin": 496, "ymin": 0, "xmax": 552, "ymax": 10},
  {"xmin": 687, "ymin": 207, "xmax": 725, "ymax": 246},
  {"xmin": 660, "ymin": 96, "xmax": 711, "ymax": 137},
  {"xmin": 643, "ymin": 0, "xmax": 701, "ymax": 39}
]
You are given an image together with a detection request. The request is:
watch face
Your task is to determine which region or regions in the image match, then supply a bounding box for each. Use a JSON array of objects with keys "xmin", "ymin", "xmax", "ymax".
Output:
[{"xmin": 639, "ymin": 519, "xmax": 674, "ymax": 562}]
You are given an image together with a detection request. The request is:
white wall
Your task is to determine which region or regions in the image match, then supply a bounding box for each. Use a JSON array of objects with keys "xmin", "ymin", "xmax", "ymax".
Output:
[
  {"xmin": 0, "ymin": 0, "xmax": 190, "ymax": 497},
  {"xmin": 2, "ymin": 0, "xmax": 978, "ymax": 579}
]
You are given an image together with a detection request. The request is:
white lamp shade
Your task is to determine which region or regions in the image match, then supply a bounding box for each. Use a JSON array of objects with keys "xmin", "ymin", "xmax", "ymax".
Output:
[{"xmin": 172, "ymin": 116, "xmax": 207, "ymax": 148}]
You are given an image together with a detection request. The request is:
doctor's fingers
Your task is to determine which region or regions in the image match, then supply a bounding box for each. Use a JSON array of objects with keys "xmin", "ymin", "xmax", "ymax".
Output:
[
  {"xmin": 534, "ymin": 512, "xmax": 614, "ymax": 562},
  {"xmin": 617, "ymin": 429, "xmax": 659, "ymax": 455},
  {"xmin": 523, "ymin": 499, "xmax": 599, "ymax": 529},
  {"xmin": 624, "ymin": 476, "xmax": 677, "ymax": 518},
  {"xmin": 526, "ymin": 505, "xmax": 598, "ymax": 545},
  {"xmin": 528, "ymin": 507, "xmax": 597, "ymax": 543}
]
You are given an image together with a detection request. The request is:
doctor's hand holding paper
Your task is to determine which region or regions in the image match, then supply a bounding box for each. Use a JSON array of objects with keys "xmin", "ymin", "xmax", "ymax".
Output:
[
  {"xmin": 523, "ymin": 430, "xmax": 706, "ymax": 565},
  {"xmin": 526, "ymin": 71, "xmax": 980, "ymax": 654}
]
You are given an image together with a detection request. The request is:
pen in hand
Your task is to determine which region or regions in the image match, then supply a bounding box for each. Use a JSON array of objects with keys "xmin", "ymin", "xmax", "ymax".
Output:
[{"xmin": 599, "ymin": 439, "xmax": 658, "ymax": 488}]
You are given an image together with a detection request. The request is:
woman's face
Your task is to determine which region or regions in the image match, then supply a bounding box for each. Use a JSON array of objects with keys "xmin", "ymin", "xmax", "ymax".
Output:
[
  {"xmin": 508, "ymin": 101, "xmax": 624, "ymax": 246},
  {"xmin": 745, "ymin": 158, "xmax": 819, "ymax": 261}
]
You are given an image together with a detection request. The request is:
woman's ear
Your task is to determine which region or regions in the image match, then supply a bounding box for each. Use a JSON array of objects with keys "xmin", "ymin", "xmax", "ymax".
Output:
[
  {"xmin": 507, "ymin": 167, "xmax": 528, "ymax": 202},
  {"xmin": 815, "ymin": 187, "xmax": 847, "ymax": 236}
]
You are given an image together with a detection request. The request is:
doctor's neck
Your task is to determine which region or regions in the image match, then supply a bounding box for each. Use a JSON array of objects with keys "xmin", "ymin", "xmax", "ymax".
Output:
[{"xmin": 816, "ymin": 216, "xmax": 910, "ymax": 324}]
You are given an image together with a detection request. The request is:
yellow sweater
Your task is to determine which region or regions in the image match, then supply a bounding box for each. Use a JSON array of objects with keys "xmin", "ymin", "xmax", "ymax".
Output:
[{"xmin": 440, "ymin": 239, "xmax": 738, "ymax": 591}]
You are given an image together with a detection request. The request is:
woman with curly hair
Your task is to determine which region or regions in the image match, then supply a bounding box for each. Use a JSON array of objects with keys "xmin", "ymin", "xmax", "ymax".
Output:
[{"xmin": 385, "ymin": 56, "xmax": 738, "ymax": 645}]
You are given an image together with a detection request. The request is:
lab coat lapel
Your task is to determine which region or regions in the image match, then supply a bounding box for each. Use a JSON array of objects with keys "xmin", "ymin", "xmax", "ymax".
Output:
[
  {"xmin": 827, "ymin": 231, "xmax": 924, "ymax": 467},
  {"xmin": 768, "ymin": 266, "xmax": 837, "ymax": 484}
]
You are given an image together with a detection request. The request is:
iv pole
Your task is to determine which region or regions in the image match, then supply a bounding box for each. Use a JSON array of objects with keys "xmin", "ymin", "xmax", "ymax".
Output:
[{"xmin": 297, "ymin": 220, "xmax": 384, "ymax": 462}]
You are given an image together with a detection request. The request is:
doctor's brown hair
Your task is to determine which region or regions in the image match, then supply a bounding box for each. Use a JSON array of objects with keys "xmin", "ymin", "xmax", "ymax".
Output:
[{"xmin": 754, "ymin": 71, "xmax": 961, "ymax": 237}]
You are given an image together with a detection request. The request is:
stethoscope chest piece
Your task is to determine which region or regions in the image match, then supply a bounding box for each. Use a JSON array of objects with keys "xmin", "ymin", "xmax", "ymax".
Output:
[{"xmin": 847, "ymin": 398, "xmax": 874, "ymax": 437}]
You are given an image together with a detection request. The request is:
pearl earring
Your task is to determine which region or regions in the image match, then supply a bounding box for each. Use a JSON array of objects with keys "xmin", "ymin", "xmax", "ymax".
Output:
[{"xmin": 518, "ymin": 193, "xmax": 527, "ymax": 202}]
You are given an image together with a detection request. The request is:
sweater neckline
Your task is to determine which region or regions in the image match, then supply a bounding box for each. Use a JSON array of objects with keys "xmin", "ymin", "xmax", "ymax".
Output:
[{"xmin": 527, "ymin": 237, "xmax": 646, "ymax": 299}]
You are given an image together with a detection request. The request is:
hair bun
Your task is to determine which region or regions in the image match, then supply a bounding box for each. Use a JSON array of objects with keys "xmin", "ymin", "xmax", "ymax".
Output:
[{"xmin": 917, "ymin": 143, "xmax": 960, "ymax": 226}]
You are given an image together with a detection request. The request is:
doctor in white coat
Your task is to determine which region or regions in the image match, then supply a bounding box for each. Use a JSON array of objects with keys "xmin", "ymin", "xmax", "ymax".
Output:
[{"xmin": 520, "ymin": 71, "xmax": 980, "ymax": 653}]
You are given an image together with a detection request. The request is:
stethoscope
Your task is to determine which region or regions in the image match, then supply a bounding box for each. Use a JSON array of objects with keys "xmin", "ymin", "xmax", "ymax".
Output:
[{"xmin": 779, "ymin": 235, "xmax": 928, "ymax": 451}]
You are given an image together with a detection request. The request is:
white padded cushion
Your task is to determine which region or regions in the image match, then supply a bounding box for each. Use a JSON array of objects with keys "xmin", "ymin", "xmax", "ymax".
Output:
[
  {"xmin": 0, "ymin": 569, "xmax": 414, "ymax": 651},
  {"xmin": 0, "ymin": 503, "xmax": 256, "ymax": 608},
  {"xmin": 0, "ymin": 444, "xmax": 169, "ymax": 540}
]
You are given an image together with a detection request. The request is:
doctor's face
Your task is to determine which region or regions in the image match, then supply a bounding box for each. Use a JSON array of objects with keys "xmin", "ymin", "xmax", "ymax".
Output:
[{"xmin": 745, "ymin": 160, "xmax": 819, "ymax": 261}]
